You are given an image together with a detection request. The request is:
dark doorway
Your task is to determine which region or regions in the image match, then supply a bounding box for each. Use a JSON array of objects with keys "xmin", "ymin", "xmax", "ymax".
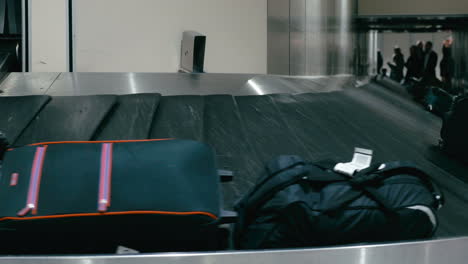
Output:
[{"xmin": 0, "ymin": 0, "xmax": 24, "ymax": 78}]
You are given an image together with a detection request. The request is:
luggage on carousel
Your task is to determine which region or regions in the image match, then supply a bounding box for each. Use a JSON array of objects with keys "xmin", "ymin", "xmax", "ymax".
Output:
[
  {"xmin": 440, "ymin": 95, "xmax": 468, "ymax": 162},
  {"xmin": 0, "ymin": 139, "xmax": 224, "ymax": 254},
  {"xmin": 234, "ymin": 155, "xmax": 444, "ymax": 249},
  {"xmin": 424, "ymin": 86, "xmax": 454, "ymax": 116}
]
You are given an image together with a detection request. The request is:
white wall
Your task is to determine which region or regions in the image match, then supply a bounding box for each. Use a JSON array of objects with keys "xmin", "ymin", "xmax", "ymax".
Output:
[
  {"xmin": 30, "ymin": 0, "xmax": 68, "ymax": 72},
  {"xmin": 359, "ymin": 0, "xmax": 468, "ymax": 15},
  {"xmin": 72, "ymin": 0, "xmax": 267, "ymax": 73}
]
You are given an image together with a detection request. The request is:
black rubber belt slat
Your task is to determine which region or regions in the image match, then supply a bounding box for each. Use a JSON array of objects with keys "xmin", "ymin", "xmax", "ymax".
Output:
[
  {"xmin": 291, "ymin": 91, "xmax": 406, "ymax": 162},
  {"xmin": 266, "ymin": 94, "xmax": 317, "ymax": 160},
  {"xmin": 94, "ymin": 93, "xmax": 161, "ymax": 140},
  {"xmin": 15, "ymin": 95, "xmax": 117, "ymax": 146},
  {"xmin": 202, "ymin": 95, "xmax": 263, "ymax": 208},
  {"xmin": 0, "ymin": 95, "xmax": 51, "ymax": 144},
  {"xmin": 149, "ymin": 96, "xmax": 204, "ymax": 141},
  {"xmin": 234, "ymin": 95, "xmax": 310, "ymax": 164}
]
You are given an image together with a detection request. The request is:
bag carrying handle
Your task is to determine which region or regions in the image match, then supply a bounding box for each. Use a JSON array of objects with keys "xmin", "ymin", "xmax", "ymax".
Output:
[
  {"xmin": 363, "ymin": 161, "xmax": 444, "ymax": 210},
  {"xmin": 236, "ymin": 156, "xmax": 347, "ymax": 221}
]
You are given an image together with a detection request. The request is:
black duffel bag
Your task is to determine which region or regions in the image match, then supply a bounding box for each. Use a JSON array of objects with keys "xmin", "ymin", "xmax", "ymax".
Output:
[{"xmin": 234, "ymin": 156, "xmax": 444, "ymax": 249}]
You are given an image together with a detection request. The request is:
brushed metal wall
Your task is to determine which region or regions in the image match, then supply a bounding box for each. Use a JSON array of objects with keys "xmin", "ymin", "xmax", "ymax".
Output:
[
  {"xmin": 359, "ymin": 0, "xmax": 468, "ymax": 16},
  {"xmin": 268, "ymin": 0, "xmax": 357, "ymax": 76},
  {"xmin": 453, "ymin": 30, "xmax": 468, "ymax": 93},
  {"xmin": 353, "ymin": 30, "xmax": 377, "ymax": 76},
  {"xmin": 267, "ymin": 0, "xmax": 290, "ymax": 75},
  {"xmin": 289, "ymin": 0, "xmax": 306, "ymax": 75}
]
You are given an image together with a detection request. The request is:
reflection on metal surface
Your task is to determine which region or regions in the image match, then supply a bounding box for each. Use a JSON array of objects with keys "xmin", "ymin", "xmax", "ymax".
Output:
[
  {"xmin": 1, "ymin": 73, "xmax": 356, "ymax": 97},
  {"xmin": 241, "ymin": 74, "xmax": 354, "ymax": 95},
  {"xmin": 305, "ymin": 0, "xmax": 326, "ymax": 75},
  {"xmin": 453, "ymin": 30, "xmax": 468, "ymax": 93},
  {"xmin": 359, "ymin": 247, "xmax": 367, "ymax": 264},
  {"xmin": 45, "ymin": 73, "xmax": 257, "ymax": 96},
  {"xmin": 246, "ymin": 79, "xmax": 265, "ymax": 95},
  {"xmin": 0, "ymin": 237, "xmax": 467, "ymax": 264},
  {"xmin": 128, "ymin": 72, "xmax": 137, "ymax": 94},
  {"xmin": 353, "ymin": 29, "xmax": 378, "ymax": 76},
  {"xmin": 290, "ymin": 0, "xmax": 306, "ymax": 76},
  {"xmin": 336, "ymin": 0, "xmax": 353, "ymax": 74},
  {"xmin": 267, "ymin": 0, "xmax": 290, "ymax": 75},
  {"xmin": 368, "ymin": 30, "xmax": 379, "ymax": 75},
  {"xmin": 0, "ymin": 72, "xmax": 60, "ymax": 96}
]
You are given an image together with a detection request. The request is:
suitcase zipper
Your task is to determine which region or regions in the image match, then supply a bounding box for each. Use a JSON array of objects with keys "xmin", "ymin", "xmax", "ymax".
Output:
[
  {"xmin": 10, "ymin": 173, "xmax": 19, "ymax": 186},
  {"xmin": 17, "ymin": 146, "xmax": 48, "ymax": 216},
  {"xmin": 98, "ymin": 143, "xmax": 113, "ymax": 213}
]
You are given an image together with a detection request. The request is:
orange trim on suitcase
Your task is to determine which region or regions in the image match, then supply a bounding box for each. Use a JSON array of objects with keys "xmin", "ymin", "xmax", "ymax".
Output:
[
  {"xmin": 0, "ymin": 210, "xmax": 218, "ymax": 221},
  {"xmin": 28, "ymin": 139, "xmax": 173, "ymax": 146}
]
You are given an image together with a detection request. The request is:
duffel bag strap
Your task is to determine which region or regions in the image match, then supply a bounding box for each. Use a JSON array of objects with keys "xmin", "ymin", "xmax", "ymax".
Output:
[
  {"xmin": 318, "ymin": 162, "xmax": 398, "ymax": 216},
  {"xmin": 241, "ymin": 163, "xmax": 310, "ymax": 216},
  {"xmin": 265, "ymin": 155, "xmax": 307, "ymax": 177},
  {"xmin": 236, "ymin": 156, "xmax": 307, "ymax": 209},
  {"xmin": 366, "ymin": 161, "xmax": 444, "ymax": 209},
  {"xmin": 240, "ymin": 161, "xmax": 347, "ymax": 218},
  {"xmin": 322, "ymin": 161, "xmax": 444, "ymax": 215},
  {"xmin": 233, "ymin": 155, "xmax": 311, "ymax": 246},
  {"xmin": 321, "ymin": 183, "xmax": 399, "ymax": 218}
]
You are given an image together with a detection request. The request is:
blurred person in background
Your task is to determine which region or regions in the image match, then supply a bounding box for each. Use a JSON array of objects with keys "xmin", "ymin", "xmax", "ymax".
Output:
[
  {"xmin": 405, "ymin": 45, "xmax": 420, "ymax": 83},
  {"xmin": 440, "ymin": 38, "xmax": 455, "ymax": 93},
  {"xmin": 388, "ymin": 47, "xmax": 405, "ymax": 83},
  {"xmin": 377, "ymin": 51, "xmax": 383, "ymax": 75},
  {"xmin": 422, "ymin": 41, "xmax": 438, "ymax": 86},
  {"xmin": 416, "ymin": 40, "xmax": 425, "ymax": 77}
]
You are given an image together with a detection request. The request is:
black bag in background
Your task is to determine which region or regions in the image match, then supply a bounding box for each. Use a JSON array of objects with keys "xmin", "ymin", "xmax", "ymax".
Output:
[
  {"xmin": 440, "ymin": 95, "xmax": 468, "ymax": 162},
  {"xmin": 234, "ymin": 156, "xmax": 443, "ymax": 249},
  {"xmin": 424, "ymin": 86, "xmax": 454, "ymax": 116}
]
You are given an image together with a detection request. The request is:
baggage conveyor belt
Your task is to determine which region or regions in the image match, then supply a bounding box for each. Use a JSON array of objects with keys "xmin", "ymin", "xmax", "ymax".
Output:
[{"xmin": 0, "ymin": 73, "xmax": 468, "ymax": 263}]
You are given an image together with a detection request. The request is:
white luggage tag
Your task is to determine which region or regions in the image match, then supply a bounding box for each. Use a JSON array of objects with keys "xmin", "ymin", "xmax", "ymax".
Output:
[{"xmin": 334, "ymin": 148, "xmax": 374, "ymax": 176}]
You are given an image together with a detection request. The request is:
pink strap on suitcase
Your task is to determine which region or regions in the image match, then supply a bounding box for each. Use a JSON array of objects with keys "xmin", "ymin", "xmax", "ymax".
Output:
[
  {"xmin": 17, "ymin": 146, "xmax": 48, "ymax": 216},
  {"xmin": 98, "ymin": 143, "xmax": 113, "ymax": 212}
]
